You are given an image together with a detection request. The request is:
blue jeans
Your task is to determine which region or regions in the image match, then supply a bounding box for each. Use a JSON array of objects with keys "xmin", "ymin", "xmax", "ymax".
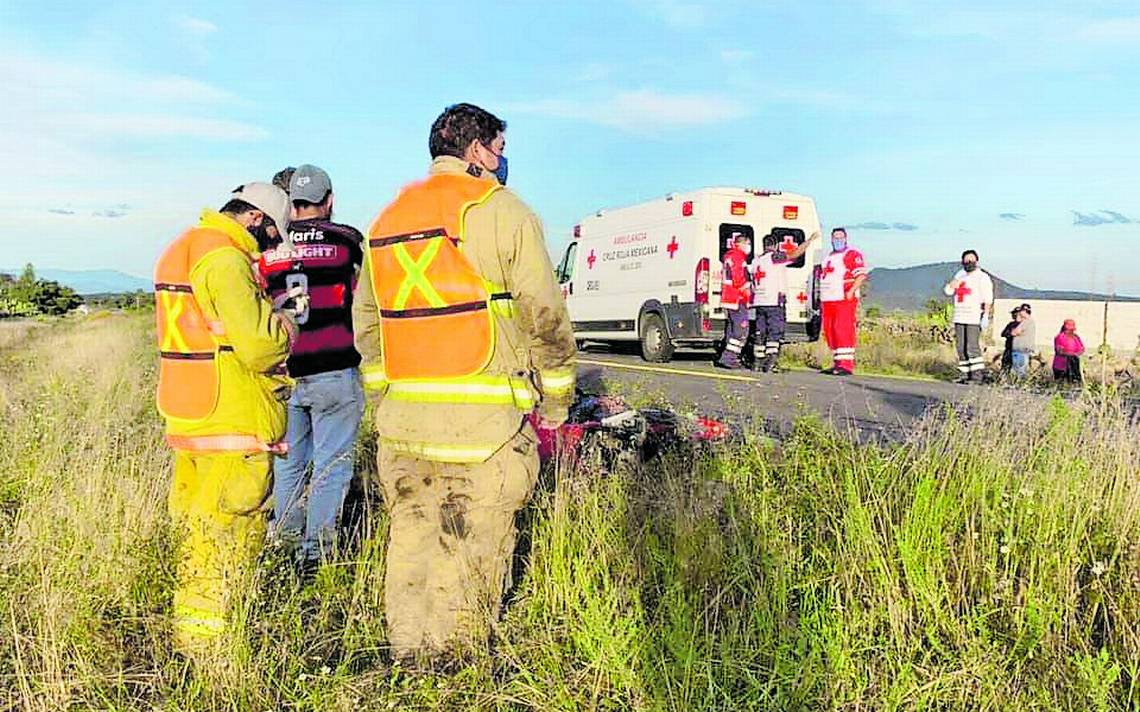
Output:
[
  {"xmin": 273, "ymin": 367, "xmax": 364, "ymax": 561},
  {"xmin": 1011, "ymin": 350, "xmax": 1030, "ymax": 377}
]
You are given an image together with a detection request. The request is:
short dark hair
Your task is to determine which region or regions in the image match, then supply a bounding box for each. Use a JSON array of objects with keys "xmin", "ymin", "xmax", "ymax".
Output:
[
  {"xmin": 831, "ymin": 227, "xmax": 847, "ymax": 237},
  {"xmin": 762, "ymin": 233, "xmax": 779, "ymax": 249},
  {"xmin": 962, "ymin": 249, "xmax": 979, "ymax": 261},
  {"xmin": 220, "ymin": 198, "xmax": 257, "ymax": 216},
  {"xmin": 220, "ymin": 198, "xmax": 276, "ymax": 228},
  {"xmin": 429, "ymin": 103, "xmax": 506, "ymax": 160},
  {"xmin": 292, "ymin": 193, "xmax": 331, "ymax": 211}
]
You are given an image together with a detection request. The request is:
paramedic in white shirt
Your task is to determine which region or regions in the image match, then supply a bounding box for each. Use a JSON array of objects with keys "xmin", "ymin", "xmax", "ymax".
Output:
[
  {"xmin": 749, "ymin": 231, "xmax": 817, "ymax": 372},
  {"xmin": 943, "ymin": 249, "xmax": 994, "ymax": 383}
]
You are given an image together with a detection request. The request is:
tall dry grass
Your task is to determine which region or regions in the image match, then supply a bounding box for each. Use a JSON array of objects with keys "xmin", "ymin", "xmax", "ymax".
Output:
[{"xmin": 1, "ymin": 315, "xmax": 1138, "ymax": 710}]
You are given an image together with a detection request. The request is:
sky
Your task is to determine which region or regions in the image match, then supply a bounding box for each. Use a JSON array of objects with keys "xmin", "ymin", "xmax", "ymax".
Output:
[{"xmin": 1, "ymin": 0, "xmax": 1138, "ymax": 293}]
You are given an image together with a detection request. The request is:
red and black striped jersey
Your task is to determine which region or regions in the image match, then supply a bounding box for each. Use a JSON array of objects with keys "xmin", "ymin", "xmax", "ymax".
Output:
[{"xmin": 259, "ymin": 218, "xmax": 364, "ymax": 377}]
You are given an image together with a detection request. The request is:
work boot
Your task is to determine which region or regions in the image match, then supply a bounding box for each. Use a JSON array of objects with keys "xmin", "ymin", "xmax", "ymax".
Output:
[
  {"xmin": 715, "ymin": 356, "xmax": 742, "ymax": 370},
  {"xmin": 766, "ymin": 358, "xmax": 782, "ymax": 374}
]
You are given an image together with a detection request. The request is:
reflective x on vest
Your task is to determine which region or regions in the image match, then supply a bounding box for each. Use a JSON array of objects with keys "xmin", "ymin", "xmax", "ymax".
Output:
[
  {"xmin": 367, "ymin": 174, "xmax": 507, "ymax": 382},
  {"xmin": 154, "ymin": 229, "xmax": 234, "ymax": 422}
]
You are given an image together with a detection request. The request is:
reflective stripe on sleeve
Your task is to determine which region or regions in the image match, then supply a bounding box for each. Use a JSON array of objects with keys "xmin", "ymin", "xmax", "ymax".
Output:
[{"xmin": 361, "ymin": 364, "xmax": 389, "ymax": 391}]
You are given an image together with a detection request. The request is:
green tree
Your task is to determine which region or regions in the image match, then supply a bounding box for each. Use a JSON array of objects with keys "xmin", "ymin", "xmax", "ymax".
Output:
[
  {"xmin": 28, "ymin": 280, "xmax": 83, "ymax": 315},
  {"xmin": 0, "ymin": 264, "xmax": 83, "ymax": 316}
]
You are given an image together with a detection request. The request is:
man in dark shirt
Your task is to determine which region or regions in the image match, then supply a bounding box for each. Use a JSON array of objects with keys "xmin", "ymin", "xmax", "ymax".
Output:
[{"xmin": 259, "ymin": 164, "xmax": 364, "ymax": 567}]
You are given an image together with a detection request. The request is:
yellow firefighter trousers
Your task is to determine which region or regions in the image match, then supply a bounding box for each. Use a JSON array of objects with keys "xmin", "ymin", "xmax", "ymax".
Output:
[
  {"xmin": 378, "ymin": 428, "xmax": 539, "ymax": 658},
  {"xmin": 168, "ymin": 451, "xmax": 272, "ymax": 653}
]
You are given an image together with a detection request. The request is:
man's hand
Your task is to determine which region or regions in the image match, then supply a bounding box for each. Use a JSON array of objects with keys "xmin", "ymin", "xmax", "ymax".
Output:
[
  {"xmin": 808, "ymin": 231, "xmax": 820, "ymax": 243},
  {"xmin": 274, "ymin": 285, "xmax": 310, "ymax": 321}
]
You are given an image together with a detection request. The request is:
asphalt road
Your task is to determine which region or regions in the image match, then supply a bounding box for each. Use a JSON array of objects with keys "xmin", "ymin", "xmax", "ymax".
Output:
[{"xmin": 576, "ymin": 348, "xmax": 975, "ymax": 442}]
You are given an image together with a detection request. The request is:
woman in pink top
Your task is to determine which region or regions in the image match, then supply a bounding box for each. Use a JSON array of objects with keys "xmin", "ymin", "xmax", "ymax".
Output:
[{"xmin": 1052, "ymin": 318, "xmax": 1084, "ymax": 383}]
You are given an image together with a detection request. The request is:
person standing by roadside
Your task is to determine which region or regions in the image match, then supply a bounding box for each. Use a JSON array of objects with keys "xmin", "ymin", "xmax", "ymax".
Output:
[
  {"xmin": 715, "ymin": 232, "xmax": 752, "ymax": 369},
  {"xmin": 749, "ymin": 231, "xmax": 818, "ymax": 372},
  {"xmin": 353, "ymin": 103, "xmax": 576, "ymax": 661},
  {"xmin": 944, "ymin": 250, "xmax": 994, "ymax": 384},
  {"xmin": 154, "ymin": 182, "xmax": 299, "ymax": 654},
  {"xmin": 818, "ymin": 227, "xmax": 868, "ymax": 375},
  {"xmin": 1000, "ymin": 303, "xmax": 1035, "ymax": 378},
  {"xmin": 259, "ymin": 165, "xmax": 365, "ymax": 569},
  {"xmin": 1053, "ymin": 318, "xmax": 1085, "ymax": 383}
]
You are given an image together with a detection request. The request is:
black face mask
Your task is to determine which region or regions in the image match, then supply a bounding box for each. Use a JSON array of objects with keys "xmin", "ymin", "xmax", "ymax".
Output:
[
  {"xmin": 250, "ymin": 219, "xmax": 275, "ymax": 252},
  {"xmin": 963, "ymin": 262, "xmax": 978, "ymax": 272}
]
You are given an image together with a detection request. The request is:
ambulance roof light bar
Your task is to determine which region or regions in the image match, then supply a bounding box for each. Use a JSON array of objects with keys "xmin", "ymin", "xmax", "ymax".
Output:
[{"xmin": 746, "ymin": 188, "xmax": 782, "ymax": 196}]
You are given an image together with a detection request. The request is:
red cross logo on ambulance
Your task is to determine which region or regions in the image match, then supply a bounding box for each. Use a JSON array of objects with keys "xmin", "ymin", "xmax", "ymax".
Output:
[
  {"xmin": 667, "ymin": 236, "xmax": 679, "ymax": 259},
  {"xmin": 587, "ymin": 249, "xmax": 597, "ymax": 269},
  {"xmin": 779, "ymin": 236, "xmax": 798, "ymax": 255}
]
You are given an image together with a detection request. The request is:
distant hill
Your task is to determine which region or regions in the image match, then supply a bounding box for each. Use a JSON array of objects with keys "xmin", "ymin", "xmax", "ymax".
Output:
[
  {"xmin": 0, "ymin": 269, "xmax": 150, "ymax": 295},
  {"xmin": 866, "ymin": 262, "xmax": 1140, "ymax": 311}
]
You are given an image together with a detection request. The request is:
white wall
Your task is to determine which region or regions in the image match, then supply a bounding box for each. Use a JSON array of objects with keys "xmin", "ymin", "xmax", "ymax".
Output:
[{"xmin": 992, "ymin": 299, "xmax": 1140, "ymax": 353}]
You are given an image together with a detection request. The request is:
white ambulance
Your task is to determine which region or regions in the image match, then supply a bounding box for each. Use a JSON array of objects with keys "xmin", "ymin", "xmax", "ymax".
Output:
[{"xmin": 553, "ymin": 187, "xmax": 823, "ymax": 362}]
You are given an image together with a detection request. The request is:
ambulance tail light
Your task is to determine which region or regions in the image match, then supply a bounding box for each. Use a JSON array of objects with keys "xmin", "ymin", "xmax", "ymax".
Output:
[
  {"xmin": 682, "ymin": 200, "xmax": 694, "ymax": 217},
  {"xmin": 695, "ymin": 257, "xmax": 710, "ymax": 305},
  {"xmin": 573, "ymin": 224, "xmax": 581, "ymax": 238}
]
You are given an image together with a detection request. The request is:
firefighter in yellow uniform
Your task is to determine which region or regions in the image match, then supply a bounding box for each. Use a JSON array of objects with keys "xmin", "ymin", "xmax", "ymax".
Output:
[
  {"xmin": 352, "ymin": 103, "xmax": 576, "ymax": 659},
  {"xmin": 153, "ymin": 182, "xmax": 300, "ymax": 654}
]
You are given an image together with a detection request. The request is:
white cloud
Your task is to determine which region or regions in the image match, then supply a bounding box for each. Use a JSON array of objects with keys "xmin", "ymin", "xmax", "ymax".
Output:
[
  {"xmin": 511, "ymin": 90, "xmax": 747, "ymax": 134},
  {"xmin": 47, "ymin": 113, "xmax": 268, "ymax": 141},
  {"xmin": 0, "ymin": 50, "xmax": 263, "ymax": 144},
  {"xmin": 1078, "ymin": 16, "xmax": 1140, "ymax": 42},
  {"xmin": 2, "ymin": 52, "xmax": 233, "ymax": 105},
  {"xmin": 633, "ymin": 0, "xmax": 707, "ymax": 29},
  {"xmin": 175, "ymin": 15, "xmax": 218, "ymax": 35},
  {"xmin": 574, "ymin": 63, "xmax": 612, "ymax": 83},
  {"xmin": 720, "ymin": 49, "xmax": 753, "ymax": 65}
]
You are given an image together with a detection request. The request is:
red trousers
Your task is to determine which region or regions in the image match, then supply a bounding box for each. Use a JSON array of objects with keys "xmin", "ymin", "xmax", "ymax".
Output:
[{"xmin": 821, "ymin": 299, "xmax": 858, "ymax": 372}]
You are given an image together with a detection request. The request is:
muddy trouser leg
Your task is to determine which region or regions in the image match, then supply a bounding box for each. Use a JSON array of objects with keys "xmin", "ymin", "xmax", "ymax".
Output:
[
  {"xmin": 169, "ymin": 451, "xmax": 272, "ymax": 654},
  {"xmin": 379, "ymin": 427, "xmax": 539, "ymax": 658}
]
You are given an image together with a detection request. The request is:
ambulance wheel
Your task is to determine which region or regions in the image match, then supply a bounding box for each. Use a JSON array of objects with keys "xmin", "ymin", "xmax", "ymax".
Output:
[{"xmin": 640, "ymin": 313, "xmax": 674, "ymax": 363}]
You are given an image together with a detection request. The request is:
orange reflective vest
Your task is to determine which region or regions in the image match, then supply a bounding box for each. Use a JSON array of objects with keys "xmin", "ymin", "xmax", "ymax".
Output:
[
  {"xmin": 153, "ymin": 229, "xmax": 234, "ymax": 422},
  {"xmin": 366, "ymin": 173, "xmax": 506, "ymax": 382}
]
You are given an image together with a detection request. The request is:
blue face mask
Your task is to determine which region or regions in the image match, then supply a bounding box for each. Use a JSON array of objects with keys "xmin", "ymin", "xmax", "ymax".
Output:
[
  {"xmin": 831, "ymin": 238, "xmax": 847, "ymax": 252},
  {"xmin": 494, "ymin": 154, "xmax": 508, "ymax": 186}
]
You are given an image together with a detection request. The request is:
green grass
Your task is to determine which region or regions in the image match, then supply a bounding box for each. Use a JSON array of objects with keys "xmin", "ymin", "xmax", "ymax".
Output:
[
  {"xmin": 1, "ymin": 315, "xmax": 1138, "ymax": 710},
  {"xmin": 781, "ymin": 314, "xmax": 961, "ymax": 380}
]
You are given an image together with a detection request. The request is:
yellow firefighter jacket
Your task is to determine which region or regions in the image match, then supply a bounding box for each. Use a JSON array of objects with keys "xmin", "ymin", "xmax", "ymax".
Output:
[
  {"xmin": 156, "ymin": 210, "xmax": 292, "ymax": 451},
  {"xmin": 352, "ymin": 156, "xmax": 576, "ymax": 463}
]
